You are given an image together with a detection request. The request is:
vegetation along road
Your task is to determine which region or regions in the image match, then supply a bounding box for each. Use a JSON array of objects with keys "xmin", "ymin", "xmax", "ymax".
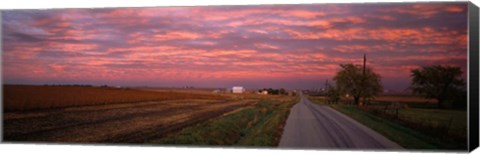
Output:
[{"xmin": 279, "ymin": 93, "xmax": 403, "ymax": 149}]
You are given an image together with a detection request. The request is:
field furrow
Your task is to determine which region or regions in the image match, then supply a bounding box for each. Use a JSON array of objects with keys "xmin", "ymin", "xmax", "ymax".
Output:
[{"xmin": 4, "ymin": 98, "xmax": 256, "ymax": 143}]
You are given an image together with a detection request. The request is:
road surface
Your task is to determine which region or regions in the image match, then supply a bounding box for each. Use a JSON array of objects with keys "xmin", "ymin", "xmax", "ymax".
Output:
[{"xmin": 279, "ymin": 94, "xmax": 403, "ymax": 150}]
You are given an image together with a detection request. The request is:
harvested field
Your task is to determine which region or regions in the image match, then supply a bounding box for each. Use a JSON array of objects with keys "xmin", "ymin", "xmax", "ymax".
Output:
[
  {"xmin": 4, "ymin": 98, "xmax": 257, "ymax": 143},
  {"xmin": 4, "ymin": 85, "xmax": 224, "ymax": 111},
  {"xmin": 3, "ymin": 85, "xmax": 298, "ymax": 144}
]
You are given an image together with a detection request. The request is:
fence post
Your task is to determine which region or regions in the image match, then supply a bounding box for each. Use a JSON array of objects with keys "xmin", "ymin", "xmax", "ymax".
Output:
[
  {"xmin": 446, "ymin": 116, "xmax": 454, "ymax": 136},
  {"xmin": 384, "ymin": 105, "xmax": 388, "ymax": 115},
  {"xmin": 395, "ymin": 108, "xmax": 399, "ymax": 119}
]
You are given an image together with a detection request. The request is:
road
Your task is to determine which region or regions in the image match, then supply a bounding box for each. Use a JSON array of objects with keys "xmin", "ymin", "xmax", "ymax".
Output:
[{"xmin": 279, "ymin": 94, "xmax": 403, "ymax": 149}]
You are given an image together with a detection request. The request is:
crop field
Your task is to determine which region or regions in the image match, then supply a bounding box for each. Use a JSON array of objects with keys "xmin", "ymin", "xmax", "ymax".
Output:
[
  {"xmin": 4, "ymin": 85, "xmax": 225, "ymax": 111},
  {"xmin": 3, "ymin": 85, "xmax": 297, "ymax": 144},
  {"xmin": 373, "ymin": 95, "xmax": 437, "ymax": 104}
]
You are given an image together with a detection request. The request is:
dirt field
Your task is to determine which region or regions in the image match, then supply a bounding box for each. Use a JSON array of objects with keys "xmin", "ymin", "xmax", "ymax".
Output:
[
  {"xmin": 3, "ymin": 85, "xmax": 224, "ymax": 111},
  {"xmin": 4, "ymin": 98, "xmax": 258, "ymax": 143},
  {"xmin": 3, "ymin": 85, "xmax": 264, "ymax": 143}
]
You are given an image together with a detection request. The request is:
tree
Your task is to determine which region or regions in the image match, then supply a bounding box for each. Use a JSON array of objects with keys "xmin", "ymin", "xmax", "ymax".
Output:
[
  {"xmin": 324, "ymin": 82, "xmax": 341, "ymax": 104},
  {"xmin": 279, "ymin": 88, "xmax": 286, "ymax": 95},
  {"xmin": 410, "ymin": 65, "xmax": 465, "ymax": 109},
  {"xmin": 334, "ymin": 64, "xmax": 383, "ymax": 105}
]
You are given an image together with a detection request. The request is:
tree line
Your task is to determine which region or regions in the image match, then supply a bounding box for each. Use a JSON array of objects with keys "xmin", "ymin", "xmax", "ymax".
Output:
[
  {"xmin": 259, "ymin": 88, "xmax": 288, "ymax": 95},
  {"xmin": 323, "ymin": 56, "xmax": 466, "ymax": 109}
]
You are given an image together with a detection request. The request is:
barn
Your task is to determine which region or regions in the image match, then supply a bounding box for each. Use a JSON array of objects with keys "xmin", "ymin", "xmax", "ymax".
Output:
[
  {"xmin": 232, "ymin": 86, "xmax": 245, "ymax": 94},
  {"xmin": 259, "ymin": 90, "xmax": 268, "ymax": 95}
]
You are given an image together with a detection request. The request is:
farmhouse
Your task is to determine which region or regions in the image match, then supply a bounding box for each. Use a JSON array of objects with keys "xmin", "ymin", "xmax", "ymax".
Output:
[
  {"xmin": 232, "ymin": 86, "xmax": 245, "ymax": 94},
  {"xmin": 212, "ymin": 89, "xmax": 221, "ymax": 94},
  {"xmin": 259, "ymin": 90, "xmax": 268, "ymax": 95}
]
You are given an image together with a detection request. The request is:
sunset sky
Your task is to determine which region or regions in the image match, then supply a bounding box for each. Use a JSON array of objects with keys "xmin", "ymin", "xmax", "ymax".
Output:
[{"xmin": 2, "ymin": 3, "xmax": 468, "ymax": 91}]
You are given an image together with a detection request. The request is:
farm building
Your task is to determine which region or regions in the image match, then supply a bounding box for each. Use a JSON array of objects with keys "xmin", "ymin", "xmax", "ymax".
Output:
[
  {"xmin": 232, "ymin": 86, "xmax": 245, "ymax": 93},
  {"xmin": 259, "ymin": 90, "xmax": 268, "ymax": 95}
]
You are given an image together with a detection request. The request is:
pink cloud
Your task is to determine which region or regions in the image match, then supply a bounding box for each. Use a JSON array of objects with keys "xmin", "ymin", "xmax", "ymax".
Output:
[
  {"xmin": 2, "ymin": 3, "xmax": 467, "ymax": 90},
  {"xmin": 282, "ymin": 26, "xmax": 466, "ymax": 47},
  {"xmin": 254, "ymin": 43, "xmax": 279, "ymax": 49},
  {"xmin": 152, "ymin": 31, "xmax": 201, "ymax": 41},
  {"xmin": 382, "ymin": 3, "xmax": 467, "ymax": 18},
  {"xmin": 445, "ymin": 6, "xmax": 465, "ymax": 13}
]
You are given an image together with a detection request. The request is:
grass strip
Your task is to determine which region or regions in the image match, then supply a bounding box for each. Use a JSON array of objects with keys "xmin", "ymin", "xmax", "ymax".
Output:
[{"xmin": 149, "ymin": 98, "xmax": 296, "ymax": 146}]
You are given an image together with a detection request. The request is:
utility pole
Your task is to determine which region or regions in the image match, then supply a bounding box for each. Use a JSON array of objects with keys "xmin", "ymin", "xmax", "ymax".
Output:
[
  {"xmin": 362, "ymin": 54, "xmax": 367, "ymax": 106},
  {"xmin": 363, "ymin": 53, "xmax": 366, "ymax": 76}
]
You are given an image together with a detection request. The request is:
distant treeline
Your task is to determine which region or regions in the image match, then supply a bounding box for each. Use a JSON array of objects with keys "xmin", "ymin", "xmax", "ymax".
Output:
[
  {"xmin": 258, "ymin": 88, "xmax": 288, "ymax": 95},
  {"xmin": 42, "ymin": 84, "xmax": 95, "ymax": 87},
  {"xmin": 3, "ymin": 84, "xmax": 120, "ymax": 88},
  {"xmin": 4, "ymin": 84, "xmax": 93, "ymax": 87}
]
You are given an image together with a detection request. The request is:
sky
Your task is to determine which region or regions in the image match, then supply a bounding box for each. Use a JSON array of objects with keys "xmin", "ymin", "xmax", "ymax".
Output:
[{"xmin": 2, "ymin": 2, "xmax": 468, "ymax": 91}]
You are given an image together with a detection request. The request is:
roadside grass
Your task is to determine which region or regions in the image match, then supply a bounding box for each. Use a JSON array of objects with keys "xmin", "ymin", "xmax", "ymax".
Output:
[
  {"xmin": 396, "ymin": 108, "xmax": 467, "ymax": 141},
  {"xmin": 148, "ymin": 97, "xmax": 298, "ymax": 146},
  {"xmin": 363, "ymin": 101, "xmax": 466, "ymax": 144},
  {"xmin": 364, "ymin": 101, "xmax": 466, "ymax": 133},
  {"xmin": 374, "ymin": 95, "xmax": 436, "ymax": 104},
  {"xmin": 369, "ymin": 100, "xmax": 438, "ymax": 109},
  {"xmin": 330, "ymin": 105, "xmax": 442, "ymax": 149},
  {"xmin": 309, "ymin": 97, "xmax": 467, "ymax": 150}
]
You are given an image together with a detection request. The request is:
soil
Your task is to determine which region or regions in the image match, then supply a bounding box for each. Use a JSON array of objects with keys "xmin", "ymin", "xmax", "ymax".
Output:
[{"xmin": 3, "ymin": 98, "xmax": 257, "ymax": 143}]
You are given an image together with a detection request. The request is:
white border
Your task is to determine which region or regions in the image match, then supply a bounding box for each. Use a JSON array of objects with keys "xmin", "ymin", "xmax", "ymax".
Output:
[
  {"xmin": 0, "ymin": 0, "xmax": 473, "ymax": 10},
  {"xmin": 0, "ymin": 0, "xmax": 478, "ymax": 154}
]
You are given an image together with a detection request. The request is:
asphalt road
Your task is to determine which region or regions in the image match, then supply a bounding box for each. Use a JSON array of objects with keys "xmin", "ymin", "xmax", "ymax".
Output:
[{"xmin": 279, "ymin": 94, "xmax": 403, "ymax": 150}]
